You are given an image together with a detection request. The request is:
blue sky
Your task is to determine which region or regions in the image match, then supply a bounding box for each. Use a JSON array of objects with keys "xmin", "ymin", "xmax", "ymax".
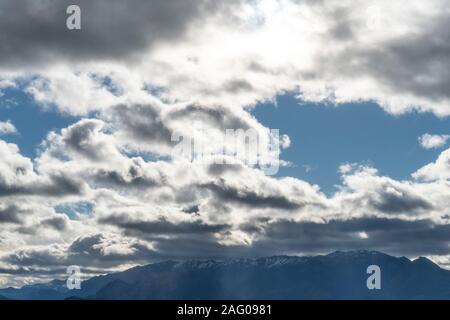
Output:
[
  {"xmin": 256, "ymin": 95, "xmax": 450, "ymax": 194},
  {"xmin": 0, "ymin": 87, "xmax": 77, "ymax": 158}
]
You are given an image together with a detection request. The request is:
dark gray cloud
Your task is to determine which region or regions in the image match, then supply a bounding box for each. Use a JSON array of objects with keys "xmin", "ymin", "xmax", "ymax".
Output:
[
  {"xmin": 168, "ymin": 104, "xmax": 251, "ymax": 131},
  {"xmin": 149, "ymin": 236, "xmax": 246, "ymax": 260},
  {"xmin": 359, "ymin": 17, "xmax": 450, "ymax": 102},
  {"xmin": 126, "ymin": 217, "xmax": 450, "ymax": 260},
  {"xmin": 0, "ymin": 265, "xmax": 107, "ymax": 277},
  {"xmin": 93, "ymin": 170, "xmax": 157, "ymax": 189},
  {"xmin": 67, "ymin": 234, "xmax": 158, "ymax": 267},
  {"xmin": 0, "ymin": 0, "xmax": 242, "ymax": 68},
  {"xmin": 92, "ymin": 166, "xmax": 160, "ymax": 190},
  {"xmin": 106, "ymin": 103, "xmax": 255, "ymax": 154},
  {"xmin": 69, "ymin": 234, "xmax": 113, "ymax": 256},
  {"xmin": 0, "ymin": 204, "xmax": 22, "ymax": 224},
  {"xmin": 40, "ymin": 174, "xmax": 87, "ymax": 197},
  {"xmin": 0, "ymin": 174, "xmax": 87, "ymax": 198},
  {"xmin": 2, "ymin": 233, "xmax": 155, "ymax": 272},
  {"xmin": 15, "ymin": 226, "xmax": 37, "ymax": 235},
  {"xmin": 207, "ymin": 163, "xmax": 243, "ymax": 176},
  {"xmin": 5, "ymin": 247, "xmax": 65, "ymax": 267},
  {"xmin": 100, "ymin": 214, "xmax": 229, "ymax": 237},
  {"xmin": 249, "ymin": 217, "xmax": 450, "ymax": 257},
  {"xmin": 200, "ymin": 180, "xmax": 302, "ymax": 210},
  {"xmin": 110, "ymin": 104, "xmax": 174, "ymax": 147},
  {"xmin": 223, "ymin": 79, "xmax": 254, "ymax": 94},
  {"xmin": 41, "ymin": 215, "xmax": 68, "ymax": 231},
  {"xmin": 61, "ymin": 119, "xmax": 106, "ymax": 161},
  {"xmin": 368, "ymin": 189, "xmax": 433, "ymax": 214},
  {"xmin": 316, "ymin": 6, "xmax": 450, "ymax": 105},
  {"xmin": 182, "ymin": 205, "xmax": 200, "ymax": 215}
]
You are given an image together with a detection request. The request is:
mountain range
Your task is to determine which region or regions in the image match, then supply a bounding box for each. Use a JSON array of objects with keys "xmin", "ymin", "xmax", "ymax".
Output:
[{"xmin": 1, "ymin": 250, "xmax": 450, "ymax": 300}]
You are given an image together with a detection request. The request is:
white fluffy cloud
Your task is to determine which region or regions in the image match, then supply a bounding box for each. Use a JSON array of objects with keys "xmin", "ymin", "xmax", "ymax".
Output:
[
  {"xmin": 419, "ymin": 134, "xmax": 450, "ymax": 149},
  {"xmin": 414, "ymin": 147, "xmax": 450, "ymax": 182},
  {"xmin": 0, "ymin": 120, "xmax": 17, "ymax": 135}
]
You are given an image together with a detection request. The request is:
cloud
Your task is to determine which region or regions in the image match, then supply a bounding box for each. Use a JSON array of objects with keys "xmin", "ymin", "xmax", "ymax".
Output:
[
  {"xmin": 368, "ymin": 188, "xmax": 432, "ymax": 214},
  {"xmin": 59, "ymin": 119, "xmax": 117, "ymax": 162},
  {"xmin": 419, "ymin": 133, "xmax": 450, "ymax": 149},
  {"xmin": 0, "ymin": 140, "xmax": 88, "ymax": 198},
  {"xmin": 0, "ymin": 79, "xmax": 15, "ymax": 89},
  {"xmin": 100, "ymin": 214, "xmax": 229, "ymax": 237},
  {"xmin": 200, "ymin": 180, "xmax": 302, "ymax": 211},
  {"xmin": 0, "ymin": 0, "xmax": 242, "ymax": 69},
  {"xmin": 414, "ymin": 147, "xmax": 450, "ymax": 181},
  {"xmin": 249, "ymin": 217, "xmax": 450, "ymax": 257},
  {"xmin": 40, "ymin": 215, "xmax": 69, "ymax": 231},
  {"xmin": 67, "ymin": 233, "xmax": 154, "ymax": 263},
  {"xmin": 132, "ymin": 0, "xmax": 450, "ymax": 115},
  {"xmin": 1, "ymin": 232, "xmax": 155, "ymax": 277},
  {"xmin": 336, "ymin": 165, "xmax": 447, "ymax": 218},
  {"xmin": 2, "ymin": 0, "xmax": 450, "ymax": 116},
  {"xmin": 0, "ymin": 121, "xmax": 17, "ymax": 135},
  {"xmin": 108, "ymin": 103, "xmax": 175, "ymax": 152},
  {"xmin": 0, "ymin": 204, "xmax": 22, "ymax": 224}
]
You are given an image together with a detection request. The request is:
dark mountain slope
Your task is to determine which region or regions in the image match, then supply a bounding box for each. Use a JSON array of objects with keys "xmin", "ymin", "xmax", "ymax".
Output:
[{"xmin": 2, "ymin": 251, "xmax": 450, "ymax": 300}]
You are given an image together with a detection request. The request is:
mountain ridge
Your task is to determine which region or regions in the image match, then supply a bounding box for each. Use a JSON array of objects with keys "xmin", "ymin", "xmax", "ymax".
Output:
[{"xmin": 1, "ymin": 250, "xmax": 450, "ymax": 300}]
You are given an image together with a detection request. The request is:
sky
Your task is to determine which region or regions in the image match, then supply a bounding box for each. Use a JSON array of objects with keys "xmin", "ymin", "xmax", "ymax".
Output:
[
  {"xmin": 1, "ymin": 0, "xmax": 450, "ymax": 287},
  {"xmin": 253, "ymin": 95, "xmax": 450, "ymax": 194}
]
